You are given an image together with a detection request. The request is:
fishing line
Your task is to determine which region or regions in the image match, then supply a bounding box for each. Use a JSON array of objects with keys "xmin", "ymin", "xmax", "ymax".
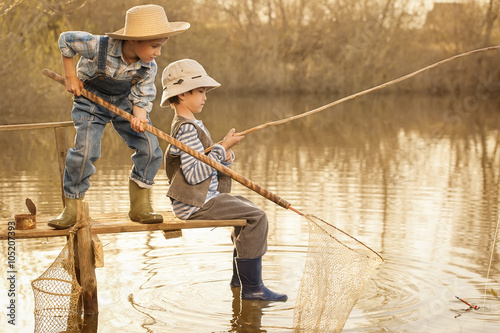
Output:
[{"xmin": 482, "ymin": 213, "xmax": 500, "ymax": 308}]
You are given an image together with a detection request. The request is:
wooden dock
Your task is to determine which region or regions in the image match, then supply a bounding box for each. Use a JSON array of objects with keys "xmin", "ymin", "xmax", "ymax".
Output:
[{"xmin": 0, "ymin": 210, "xmax": 246, "ymax": 240}]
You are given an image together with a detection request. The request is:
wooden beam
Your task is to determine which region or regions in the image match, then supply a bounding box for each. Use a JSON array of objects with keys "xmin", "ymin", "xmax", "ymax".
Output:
[
  {"xmin": 92, "ymin": 234, "xmax": 104, "ymax": 268},
  {"xmin": 0, "ymin": 211, "xmax": 246, "ymax": 240},
  {"xmin": 163, "ymin": 229, "xmax": 182, "ymax": 240},
  {"xmin": 0, "ymin": 121, "xmax": 74, "ymax": 132}
]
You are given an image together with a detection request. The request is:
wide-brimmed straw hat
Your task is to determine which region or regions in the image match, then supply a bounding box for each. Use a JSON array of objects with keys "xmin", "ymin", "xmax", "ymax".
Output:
[
  {"xmin": 106, "ymin": 4, "xmax": 190, "ymax": 40},
  {"xmin": 161, "ymin": 59, "xmax": 221, "ymax": 107}
]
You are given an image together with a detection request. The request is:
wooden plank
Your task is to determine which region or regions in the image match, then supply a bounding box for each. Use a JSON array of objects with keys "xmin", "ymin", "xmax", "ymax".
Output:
[
  {"xmin": 92, "ymin": 234, "xmax": 104, "ymax": 268},
  {"xmin": 0, "ymin": 211, "xmax": 246, "ymax": 240},
  {"xmin": 162, "ymin": 229, "xmax": 182, "ymax": 240}
]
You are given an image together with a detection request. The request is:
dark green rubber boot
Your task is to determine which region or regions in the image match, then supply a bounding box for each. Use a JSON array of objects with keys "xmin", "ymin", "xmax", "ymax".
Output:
[
  {"xmin": 48, "ymin": 197, "xmax": 83, "ymax": 230},
  {"xmin": 129, "ymin": 179, "xmax": 163, "ymax": 224}
]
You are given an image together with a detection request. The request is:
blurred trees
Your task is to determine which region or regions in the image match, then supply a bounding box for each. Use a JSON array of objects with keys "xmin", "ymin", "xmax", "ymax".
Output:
[{"xmin": 1, "ymin": 0, "xmax": 499, "ymax": 122}]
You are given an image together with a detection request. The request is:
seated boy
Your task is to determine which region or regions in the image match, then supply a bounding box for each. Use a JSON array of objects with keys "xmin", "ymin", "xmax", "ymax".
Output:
[{"xmin": 161, "ymin": 59, "xmax": 287, "ymax": 302}]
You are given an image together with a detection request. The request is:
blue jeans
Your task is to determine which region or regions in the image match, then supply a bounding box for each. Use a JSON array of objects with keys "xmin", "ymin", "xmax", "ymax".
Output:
[{"xmin": 63, "ymin": 89, "xmax": 162, "ymax": 199}]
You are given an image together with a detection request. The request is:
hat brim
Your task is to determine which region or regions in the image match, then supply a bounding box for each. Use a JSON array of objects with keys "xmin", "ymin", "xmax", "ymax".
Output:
[
  {"xmin": 106, "ymin": 22, "xmax": 190, "ymax": 40},
  {"xmin": 161, "ymin": 76, "xmax": 221, "ymax": 108}
]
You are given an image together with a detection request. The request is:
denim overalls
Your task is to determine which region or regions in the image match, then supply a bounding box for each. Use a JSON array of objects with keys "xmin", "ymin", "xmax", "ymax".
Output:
[{"xmin": 63, "ymin": 37, "xmax": 162, "ymax": 199}]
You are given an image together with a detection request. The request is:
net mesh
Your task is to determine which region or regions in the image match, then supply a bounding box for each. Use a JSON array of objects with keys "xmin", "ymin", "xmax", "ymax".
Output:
[
  {"xmin": 293, "ymin": 214, "xmax": 384, "ymax": 332},
  {"xmin": 31, "ymin": 232, "xmax": 83, "ymax": 333}
]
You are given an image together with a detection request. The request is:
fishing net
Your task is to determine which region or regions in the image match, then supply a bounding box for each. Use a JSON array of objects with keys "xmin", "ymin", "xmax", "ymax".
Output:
[
  {"xmin": 293, "ymin": 214, "xmax": 384, "ymax": 333},
  {"xmin": 31, "ymin": 232, "xmax": 83, "ymax": 333}
]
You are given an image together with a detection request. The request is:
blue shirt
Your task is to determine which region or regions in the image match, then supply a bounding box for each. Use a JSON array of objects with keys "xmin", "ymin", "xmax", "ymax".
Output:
[
  {"xmin": 170, "ymin": 120, "xmax": 234, "ymax": 219},
  {"xmin": 58, "ymin": 31, "xmax": 157, "ymax": 112}
]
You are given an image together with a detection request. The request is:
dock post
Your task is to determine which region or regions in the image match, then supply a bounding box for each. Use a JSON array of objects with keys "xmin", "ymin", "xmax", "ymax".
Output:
[{"xmin": 75, "ymin": 200, "xmax": 99, "ymax": 331}]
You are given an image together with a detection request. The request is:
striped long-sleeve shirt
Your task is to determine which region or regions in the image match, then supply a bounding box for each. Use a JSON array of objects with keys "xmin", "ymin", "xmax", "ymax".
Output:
[
  {"xmin": 58, "ymin": 31, "xmax": 157, "ymax": 112},
  {"xmin": 170, "ymin": 120, "xmax": 234, "ymax": 219}
]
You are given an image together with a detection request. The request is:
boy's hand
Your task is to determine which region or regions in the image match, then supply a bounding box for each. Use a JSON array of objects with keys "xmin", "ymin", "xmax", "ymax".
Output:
[
  {"xmin": 221, "ymin": 128, "xmax": 244, "ymax": 150},
  {"xmin": 131, "ymin": 106, "xmax": 149, "ymax": 133},
  {"xmin": 131, "ymin": 117, "xmax": 149, "ymax": 133},
  {"xmin": 65, "ymin": 75, "xmax": 83, "ymax": 96}
]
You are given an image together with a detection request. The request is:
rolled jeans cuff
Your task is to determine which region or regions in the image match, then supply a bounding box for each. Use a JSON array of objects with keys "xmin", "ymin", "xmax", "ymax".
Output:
[{"xmin": 130, "ymin": 176, "xmax": 153, "ymax": 189}]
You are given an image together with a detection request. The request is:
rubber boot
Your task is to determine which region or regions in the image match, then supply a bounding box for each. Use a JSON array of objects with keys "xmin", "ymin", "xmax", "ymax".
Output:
[
  {"xmin": 235, "ymin": 257, "xmax": 287, "ymax": 302},
  {"xmin": 128, "ymin": 179, "xmax": 163, "ymax": 224},
  {"xmin": 48, "ymin": 197, "xmax": 83, "ymax": 230},
  {"xmin": 230, "ymin": 248, "xmax": 241, "ymax": 288}
]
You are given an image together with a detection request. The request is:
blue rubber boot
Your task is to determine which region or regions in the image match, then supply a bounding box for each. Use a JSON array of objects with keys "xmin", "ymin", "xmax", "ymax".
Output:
[
  {"xmin": 235, "ymin": 257, "xmax": 287, "ymax": 302},
  {"xmin": 230, "ymin": 249, "xmax": 240, "ymax": 288}
]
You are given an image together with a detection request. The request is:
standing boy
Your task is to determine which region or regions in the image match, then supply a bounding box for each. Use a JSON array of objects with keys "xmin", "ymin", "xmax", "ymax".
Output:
[
  {"xmin": 49, "ymin": 5, "xmax": 190, "ymax": 229},
  {"xmin": 161, "ymin": 59, "xmax": 287, "ymax": 302}
]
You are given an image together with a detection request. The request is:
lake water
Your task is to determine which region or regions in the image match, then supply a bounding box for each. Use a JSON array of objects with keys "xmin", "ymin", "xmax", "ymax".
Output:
[{"xmin": 1, "ymin": 93, "xmax": 500, "ymax": 332}]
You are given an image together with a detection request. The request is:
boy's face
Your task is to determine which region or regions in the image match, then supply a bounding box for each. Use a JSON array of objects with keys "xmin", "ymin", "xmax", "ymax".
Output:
[
  {"xmin": 131, "ymin": 38, "xmax": 168, "ymax": 63},
  {"xmin": 180, "ymin": 87, "xmax": 208, "ymax": 114}
]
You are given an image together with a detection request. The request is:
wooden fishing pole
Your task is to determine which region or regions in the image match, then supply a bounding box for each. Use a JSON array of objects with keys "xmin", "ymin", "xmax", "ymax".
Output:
[
  {"xmin": 205, "ymin": 45, "xmax": 500, "ymax": 153},
  {"xmin": 42, "ymin": 68, "xmax": 304, "ymax": 216}
]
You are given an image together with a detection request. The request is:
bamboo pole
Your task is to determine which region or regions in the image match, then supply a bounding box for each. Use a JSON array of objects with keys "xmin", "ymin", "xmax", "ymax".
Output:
[
  {"xmin": 238, "ymin": 45, "xmax": 500, "ymax": 135},
  {"xmin": 204, "ymin": 45, "xmax": 500, "ymax": 152}
]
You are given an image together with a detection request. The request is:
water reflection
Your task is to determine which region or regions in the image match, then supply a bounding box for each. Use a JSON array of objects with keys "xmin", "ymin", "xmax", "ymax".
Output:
[
  {"xmin": 231, "ymin": 288, "xmax": 270, "ymax": 333},
  {"xmin": 1, "ymin": 94, "xmax": 500, "ymax": 332}
]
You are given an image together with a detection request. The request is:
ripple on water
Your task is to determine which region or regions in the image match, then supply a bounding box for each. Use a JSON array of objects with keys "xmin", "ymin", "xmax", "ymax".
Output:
[
  {"xmin": 126, "ymin": 242, "xmax": 302, "ymax": 332},
  {"xmin": 343, "ymin": 253, "xmax": 500, "ymax": 332}
]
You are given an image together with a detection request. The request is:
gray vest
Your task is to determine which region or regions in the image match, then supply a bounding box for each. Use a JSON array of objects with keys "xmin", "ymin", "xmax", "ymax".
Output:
[{"xmin": 164, "ymin": 115, "xmax": 232, "ymax": 207}]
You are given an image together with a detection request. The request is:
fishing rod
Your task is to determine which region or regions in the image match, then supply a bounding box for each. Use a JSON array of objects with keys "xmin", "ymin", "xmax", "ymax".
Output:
[
  {"xmin": 205, "ymin": 45, "xmax": 500, "ymax": 153},
  {"xmin": 42, "ymin": 68, "xmax": 304, "ymax": 216}
]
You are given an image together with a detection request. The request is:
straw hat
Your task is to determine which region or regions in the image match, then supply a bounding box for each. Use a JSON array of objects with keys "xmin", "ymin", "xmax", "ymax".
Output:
[
  {"xmin": 106, "ymin": 4, "xmax": 190, "ymax": 40},
  {"xmin": 161, "ymin": 59, "xmax": 221, "ymax": 107}
]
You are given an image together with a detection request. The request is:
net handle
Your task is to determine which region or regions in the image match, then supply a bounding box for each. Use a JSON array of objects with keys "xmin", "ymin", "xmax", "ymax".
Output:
[{"xmin": 42, "ymin": 69, "xmax": 295, "ymax": 211}]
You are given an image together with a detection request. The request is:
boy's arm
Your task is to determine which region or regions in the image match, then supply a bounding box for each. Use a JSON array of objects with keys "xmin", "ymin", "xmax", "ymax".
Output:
[
  {"xmin": 131, "ymin": 105, "xmax": 149, "ymax": 133},
  {"xmin": 130, "ymin": 63, "xmax": 157, "ymax": 114},
  {"xmin": 62, "ymin": 55, "xmax": 83, "ymax": 96},
  {"xmin": 172, "ymin": 124, "xmax": 225, "ymax": 185},
  {"xmin": 58, "ymin": 31, "xmax": 98, "ymax": 97},
  {"xmin": 129, "ymin": 64, "xmax": 157, "ymax": 133}
]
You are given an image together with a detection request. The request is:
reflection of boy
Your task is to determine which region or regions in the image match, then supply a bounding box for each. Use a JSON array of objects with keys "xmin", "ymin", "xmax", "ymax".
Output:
[
  {"xmin": 161, "ymin": 59, "xmax": 287, "ymax": 302},
  {"xmin": 49, "ymin": 5, "xmax": 190, "ymax": 229}
]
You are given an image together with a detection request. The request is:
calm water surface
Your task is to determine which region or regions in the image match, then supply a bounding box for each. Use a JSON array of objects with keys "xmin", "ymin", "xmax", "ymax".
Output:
[{"xmin": 1, "ymin": 93, "xmax": 500, "ymax": 332}]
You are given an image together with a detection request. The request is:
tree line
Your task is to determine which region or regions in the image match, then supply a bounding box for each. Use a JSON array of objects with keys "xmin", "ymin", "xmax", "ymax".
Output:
[{"xmin": 1, "ymin": 0, "xmax": 500, "ymax": 122}]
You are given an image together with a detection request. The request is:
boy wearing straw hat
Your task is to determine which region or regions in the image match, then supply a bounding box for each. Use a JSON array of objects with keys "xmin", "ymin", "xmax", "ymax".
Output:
[
  {"xmin": 49, "ymin": 5, "xmax": 190, "ymax": 229},
  {"xmin": 161, "ymin": 59, "xmax": 287, "ymax": 302}
]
